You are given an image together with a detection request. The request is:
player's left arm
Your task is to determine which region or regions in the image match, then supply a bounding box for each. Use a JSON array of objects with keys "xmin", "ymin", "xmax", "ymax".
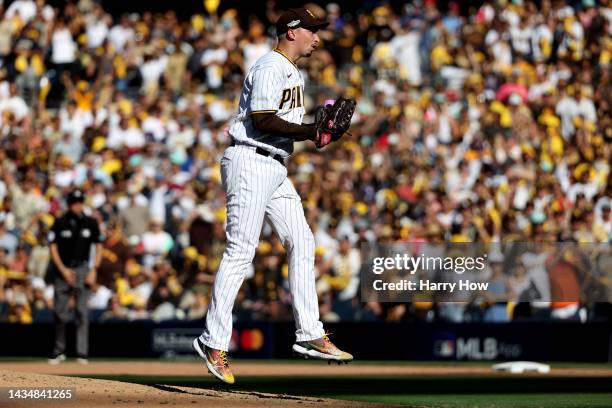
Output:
[{"xmin": 251, "ymin": 113, "xmax": 318, "ymax": 141}]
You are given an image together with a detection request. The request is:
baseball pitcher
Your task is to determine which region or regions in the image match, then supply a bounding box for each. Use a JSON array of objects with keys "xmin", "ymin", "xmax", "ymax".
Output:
[{"xmin": 193, "ymin": 7, "xmax": 355, "ymax": 384}]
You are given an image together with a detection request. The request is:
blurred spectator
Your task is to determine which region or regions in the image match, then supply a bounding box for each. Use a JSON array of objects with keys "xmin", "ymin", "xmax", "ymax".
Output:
[
  {"xmin": 547, "ymin": 249, "xmax": 583, "ymax": 320},
  {"xmin": 243, "ymin": 19, "xmax": 271, "ymax": 73},
  {"xmin": 8, "ymin": 292, "xmax": 32, "ymax": 324},
  {"xmin": 482, "ymin": 255, "xmax": 513, "ymax": 322},
  {"xmin": 87, "ymin": 279, "xmax": 113, "ymax": 311},
  {"xmin": 141, "ymin": 219, "xmax": 174, "ymax": 266},
  {"xmin": 508, "ymin": 260, "xmax": 532, "ymax": 303},
  {"xmin": 118, "ymin": 188, "xmax": 149, "ymax": 244},
  {"xmin": 148, "ymin": 260, "xmax": 182, "ymax": 319},
  {"xmin": 97, "ymin": 219, "xmax": 130, "ymax": 289},
  {"xmin": 0, "ymin": 221, "xmax": 18, "ymax": 256},
  {"xmin": 99, "ymin": 295, "xmax": 128, "ymax": 321},
  {"xmin": 10, "ymin": 245, "xmax": 29, "ymax": 273},
  {"xmin": 115, "ymin": 260, "xmax": 152, "ymax": 309}
]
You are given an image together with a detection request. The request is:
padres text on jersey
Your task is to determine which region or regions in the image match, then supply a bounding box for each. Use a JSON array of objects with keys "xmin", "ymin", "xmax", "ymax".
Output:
[{"xmin": 228, "ymin": 49, "xmax": 305, "ymax": 155}]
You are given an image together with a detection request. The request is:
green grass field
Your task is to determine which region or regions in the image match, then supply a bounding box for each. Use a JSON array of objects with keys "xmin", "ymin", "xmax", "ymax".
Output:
[
  {"xmin": 77, "ymin": 371, "xmax": 612, "ymax": 408},
  {"xmin": 347, "ymin": 394, "xmax": 612, "ymax": 407}
]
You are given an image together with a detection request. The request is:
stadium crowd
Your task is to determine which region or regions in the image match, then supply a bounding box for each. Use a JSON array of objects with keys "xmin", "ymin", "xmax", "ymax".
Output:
[{"xmin": 0, "ymin": 0, "xmax": 610, "ymax": 325}]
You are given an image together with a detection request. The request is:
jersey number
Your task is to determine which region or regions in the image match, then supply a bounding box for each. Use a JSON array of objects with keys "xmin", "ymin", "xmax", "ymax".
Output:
[{"xmin": 279, "ymin": 86, "xmax": 303, "ymax": 110}]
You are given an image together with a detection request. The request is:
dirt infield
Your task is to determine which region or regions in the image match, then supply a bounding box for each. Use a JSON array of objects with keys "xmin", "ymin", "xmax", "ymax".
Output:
[
  {"xmin": 1, "ymin": 360, "xmax": 611, "ymax": 378},
  {"xmin": 1, "ymin": 361, "xmax": 611, "ymax": 408},
  {"xmin": 0, "ymin": 369, "xmax": 392, "ymax": 408}
]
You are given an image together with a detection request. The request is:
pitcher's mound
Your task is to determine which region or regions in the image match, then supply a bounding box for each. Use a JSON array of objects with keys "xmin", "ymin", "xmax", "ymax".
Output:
[{"xmin": 0, "ymin": 369, "xmax": 382, "ymax": 408}]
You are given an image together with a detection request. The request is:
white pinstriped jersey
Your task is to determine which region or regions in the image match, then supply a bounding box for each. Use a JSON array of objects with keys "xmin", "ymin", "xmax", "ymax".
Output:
[
  {"xmin": 201, "ymin": 50, "xmax": 326, "ymax": 353},
  {"xmin": 228, "ymin": 49, "xmax": 305, "ymax": 156}
]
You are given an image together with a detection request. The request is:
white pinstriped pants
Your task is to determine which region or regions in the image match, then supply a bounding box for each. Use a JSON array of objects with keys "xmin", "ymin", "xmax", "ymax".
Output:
[{"xmin": 200, "ymin": 144, "xmax": 324, "ymax": 351}]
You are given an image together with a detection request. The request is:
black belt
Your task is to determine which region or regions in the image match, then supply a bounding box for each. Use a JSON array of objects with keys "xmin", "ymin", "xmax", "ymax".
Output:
[{"xmin": 230, "ymin": 141, "xmax": 285, "ymax": 166}]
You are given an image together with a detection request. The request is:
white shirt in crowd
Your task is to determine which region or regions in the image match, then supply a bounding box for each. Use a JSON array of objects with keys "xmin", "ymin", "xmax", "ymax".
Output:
[
  {"xmin": 86, "ymin": 18, "xmax": 109, "ymax": 49},
  {"xmin": 532, "ymin": 23, "xmax": 553, "ymax": 62},
  {"xmin": 314, "ymin": 229, "xmax": 339, "ymax": 259},
  {"xmin": 510, "ymin": 25, "xmax": 532, "ymax": 56},
  {"xmin": 528, "ymin": 74, "xmax": 555, "ymax": 101},
  {"xmin": 555, "ymin": 160, "xmax": 600, "ymax": 203},
  {"xmin": 167, "ymin": 126, "xmax": 195, "ymax": 150},
  {"xmin": 243, "ymin": 42, "xmax": 272, "ymax": 73},
  {"xmin": 566, "ymin": 181, "xmax": 599, "ymax": 203},
  {"xmin": 142, "ymin": 115, "xmax": 166, "ymax": 142},
  {"xmin": 148, "ymin": 186, "xmax": 167, "ymax": 225},
  {"xmin": 106, "ymin": 125, "xmax": 127, "ymax": 149},
  {"xmin": 53, "ymin": 167, "xmax": 78, "ymax": 188},
  {"xmin": 555, "ymin": 95, "xmax": 578, "ymax": 139},
  {"xmin": 0, "ymin": 180, "xmax": 6, "ymax": 203},
  {"xmin": 486, "ymin": 29, "xmax": 513, "ymax": 66},
  {"xmin": 440, "ymin": 66, "xmax": 470, "ymax": 91},
  {"xmin": 0, "ymin": 81, "xmax": 9, "ymax": 99},
  {"xmin": 5, "ymin": 0, "xmax": 36, "ymax": 24},
  {"xmin": 484, "ymin": 28, "xmax": 500, "ymax": 47},
  {"xmin": 603, "ymin": 6, "xmax": 612, "ymax": 35},
  {"xmin": 391, "ymin": 30, "xmax": 422, "ymax": 86},
  {"xmin": 559, "ymin": 19, "xmax": 584, "ymax": 55},
  {"xmin": 437, "ymin": 109, "xmax": 452, "ymax": 144},
  {"xmin": 142, "ymin": 230, "xmax": 173, "ymax": 255},
  {"xmin": 201, "ymin": 47, "xmax": 228, "ymax": 89},
  {"xmin": 59, "ymin": 108, "xmax": 93, "ymax": 139},
  {"xmin": 521, "ymin": 251, "xmax": 551, "ymax": 305},
  {"xmin": 491, "ymin": 40, "xmax": 513, "ymax": 67},
  {"xmin": 501, "ymin": 7, "xmax": 521, "ymax": 27},
  {"xmin": 331, "ymin": 248, "xmax": 361, "ymax": 301},
  {"xmin": 107, "ymin": 124, "xmax": 145, "ymax": 149},
  {"xmin": 134, "ymin": 281, "xmax": 153, "ymax": 304},
  {"xmin": 108, "ymin": 24, "xmax": 134, "ymax": 52},
  {"xmin": 207, "ymin": 100, "xmax": 233, "ymax": 123},
  {"xmin": 51, "ymin": 28, "xmax": 77, "ymax": 64},
  {"xmin": 478, "ymin": 3, "xmax": 495, "ymax": 24},
  {"xmin": 124, "ymin": 126, "xmax": 146, "ymax": 148},
  {"xmin": 89, "ymin": 285, "xmax": 113, "ymax": 310},
  {"xmin": 140, "ymin": 55, "xmax": 168, "ymax": 90},
  {"xmin": 576, "ymin": 97, "xmax": 597, "ymax": 123},
  {"xmin": 0, "ymin": 94, "xmax": 29, "ymax": 121}
]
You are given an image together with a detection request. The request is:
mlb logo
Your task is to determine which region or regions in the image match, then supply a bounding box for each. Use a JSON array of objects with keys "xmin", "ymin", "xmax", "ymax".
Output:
[{"xmin": 434, "ymin": 340, "xmax": 455, "ymax": 358}]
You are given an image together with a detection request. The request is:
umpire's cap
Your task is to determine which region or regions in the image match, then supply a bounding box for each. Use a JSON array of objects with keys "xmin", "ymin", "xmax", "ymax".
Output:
[
  {"xmin": 276, "ymin": 7, "xmax": 329, "ymax": 35},
  {"xmin": 67, "ymin": 189, "xmax": 85, "ymax": 205}
]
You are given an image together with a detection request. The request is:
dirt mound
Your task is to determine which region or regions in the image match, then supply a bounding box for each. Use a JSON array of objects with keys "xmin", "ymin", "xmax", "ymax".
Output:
[{"xmin": 0, "ymin": 370, "xmax": 391, "ymax": 408}]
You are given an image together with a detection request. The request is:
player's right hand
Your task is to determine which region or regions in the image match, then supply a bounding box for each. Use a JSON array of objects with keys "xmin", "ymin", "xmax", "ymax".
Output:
[
  {"xmin": 62, "ymin": 268, "xmax": 76, "ymax": 286},
  {"xmin": 315, "ymin": 130, "xmax": 332, "ymax": 148}
]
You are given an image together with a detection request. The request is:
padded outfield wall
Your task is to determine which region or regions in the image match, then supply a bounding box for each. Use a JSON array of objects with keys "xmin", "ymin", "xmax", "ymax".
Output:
[{"xmin": 1, "ymin": 320, "xmax": 610, "ymax": 362}]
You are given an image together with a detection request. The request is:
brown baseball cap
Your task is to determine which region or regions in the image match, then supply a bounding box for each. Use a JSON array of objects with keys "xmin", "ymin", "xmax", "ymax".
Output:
[{"xmin": 276, "ymin": 7, "xmax": 329, "ymax": 35}]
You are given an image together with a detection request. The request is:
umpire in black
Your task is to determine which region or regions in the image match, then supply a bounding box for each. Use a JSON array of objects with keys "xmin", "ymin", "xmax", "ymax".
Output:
[{"xmin": 48, "ymin": 189, "xmax": 102, "ymax": 363}]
